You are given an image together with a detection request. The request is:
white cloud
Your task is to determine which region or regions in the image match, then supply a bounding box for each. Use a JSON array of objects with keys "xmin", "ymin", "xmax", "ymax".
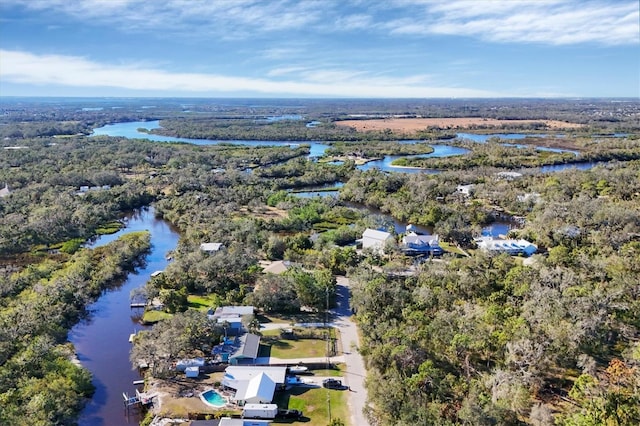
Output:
[
  {"xmin": 3, "ymin": 0, "xmax": 325, "ymax": 37},
  {"xmin": 0, "ymin": 49, "xmax": 501, "ymax": 97},
  {"xmin": 4, "ymin": 0, "xmax": 636, "ymax": 45},
  {"xmin": 388, "ymin": 0, "xmax": 639, "ymax": 45}
]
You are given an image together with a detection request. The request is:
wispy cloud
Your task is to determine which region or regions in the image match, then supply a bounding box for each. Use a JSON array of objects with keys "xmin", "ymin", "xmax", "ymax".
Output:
[
  {"xmin": 3, "ymin": 0, "xmax": 636, "ymax": 45},
  {"xmin": 388, "ymin": 0, "xmax": 639, "ymax": 45},
  {"xmin": 4, "ymin": 0, "xmax": 325, "ymax": 37},
  {"xmin": 0, "ymin": 49, "xmax": 501, "ymax": 97}
]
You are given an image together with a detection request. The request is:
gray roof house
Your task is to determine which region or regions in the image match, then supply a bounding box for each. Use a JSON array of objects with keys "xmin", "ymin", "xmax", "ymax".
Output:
[
  {"xmin": 362, "ymin": 228, "xmax": 393, "ymax": 254},
  {"xmin": 402, "ymin": 233, "xmax": 443, "ymax": 255},
  {"xmin": 229, "ymin": 333, "xmax": 261, "ymax": 365}
]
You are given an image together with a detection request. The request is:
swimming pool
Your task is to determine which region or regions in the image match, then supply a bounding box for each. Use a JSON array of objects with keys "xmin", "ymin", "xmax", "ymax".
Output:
[{"xmin": 199, "ymin": 389, "xmax": 227, "ymax": 408}]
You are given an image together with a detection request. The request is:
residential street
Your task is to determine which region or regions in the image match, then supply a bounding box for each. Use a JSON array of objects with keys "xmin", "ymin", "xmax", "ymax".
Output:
[
  {"xmin": 334, "ymin": 276, "xmax": 370, "ymax": 426},
  {"xmin": 257, "ymin": 276, "xmax": 370, "ymax": 426}
]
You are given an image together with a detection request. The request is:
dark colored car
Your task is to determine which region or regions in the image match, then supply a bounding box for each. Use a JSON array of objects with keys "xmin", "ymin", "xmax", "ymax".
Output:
[
  {"xmin": 278, "ymin": 409, "xmax": 303, "ymax": 419},
  {"xmin": 322, "ymin": 378, "xmax": 343, "ymax": 389}
]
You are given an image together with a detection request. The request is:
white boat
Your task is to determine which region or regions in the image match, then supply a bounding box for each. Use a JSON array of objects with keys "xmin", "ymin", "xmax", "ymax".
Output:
[
  {"xmin": 288, "ymin": 365, "xmax": 308, "ymax": 373},
  {"xmin": 129, "ymin": 332, "xmax": 136, "ymax": 343}
]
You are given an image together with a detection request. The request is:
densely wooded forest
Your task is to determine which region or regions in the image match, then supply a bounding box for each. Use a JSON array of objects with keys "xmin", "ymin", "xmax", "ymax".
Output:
[{"xmin": 0, "ymin": 98, "xmax": 639, "ymax": 425}]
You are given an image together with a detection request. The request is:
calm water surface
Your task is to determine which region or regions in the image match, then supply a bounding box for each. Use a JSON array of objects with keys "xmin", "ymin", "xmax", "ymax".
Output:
[
  {"xmin": 92, "ymin": 120, "xmax": 330, "ymax": 158},
  {"xmin": 70, "ymin": 208, "xmax": 179, "ymax": 426}
]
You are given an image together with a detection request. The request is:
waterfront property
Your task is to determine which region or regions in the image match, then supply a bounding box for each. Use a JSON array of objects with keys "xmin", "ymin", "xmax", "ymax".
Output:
[
  {"xmin": 222, "ymin": 366, "xmax": 288, "ymax": 405},
  {"xmin": 475, "ymin": 236, "xmax": 537, "ymax": 256},
  {"xmin": 199, "ymin": 389, "xmax": 227, "ymax": 408},
  {"xmin": 176, "ymin": 358, "xmax": 206, "ymax": 372},
  {"xmin": 402, "ymin": 232, "xmax": 443, "ymax": 255},
  {"xmin": 208, "ymin": 305, "xmax": 255, "ymax": 335},
  {"xmin": 212, "ymin": 332, "xmax": 261, "ymax": 364},
  {"xmin": 229, "ymin": 333, "xmax": 261, "ymax": 365}
]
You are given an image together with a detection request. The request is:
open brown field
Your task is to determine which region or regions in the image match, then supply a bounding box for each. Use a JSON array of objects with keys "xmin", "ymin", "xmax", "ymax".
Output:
[{"xmin": 335, "ymin": 117, "xmax": 584, "ymax": 132}]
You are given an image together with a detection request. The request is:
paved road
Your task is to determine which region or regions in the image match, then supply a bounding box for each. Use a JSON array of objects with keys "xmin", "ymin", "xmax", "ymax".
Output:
[
  {"xmin": 334, "ymin": 276, "xmax": 370, "ymax": 426},
  {"xmin": 257, "ymin": 276, "xmax": 370, "ymax": 426}
]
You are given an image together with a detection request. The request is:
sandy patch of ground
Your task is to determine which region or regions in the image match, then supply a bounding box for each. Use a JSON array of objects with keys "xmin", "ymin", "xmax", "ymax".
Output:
[
  {"xmin": 336, "ymin": 117, "xmax": 584, "ymax": 132},
  {"xmin": 148, "ymin": 372, "xmax": 241, "ymax": 418},
  {"xmin": 238, "ymin": 205, "xmax": 287, "ymax": 220}
]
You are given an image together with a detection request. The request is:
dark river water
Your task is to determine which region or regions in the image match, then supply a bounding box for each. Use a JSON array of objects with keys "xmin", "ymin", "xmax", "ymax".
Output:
[{"xmin": 69, "ymin": 208, "xmax": 180, "ymax": 426}]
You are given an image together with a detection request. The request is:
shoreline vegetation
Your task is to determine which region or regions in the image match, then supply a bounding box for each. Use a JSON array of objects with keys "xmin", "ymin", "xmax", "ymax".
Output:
[{"xmin": 1, "ymin": 97, "xmax": 639, "ymax": 425}]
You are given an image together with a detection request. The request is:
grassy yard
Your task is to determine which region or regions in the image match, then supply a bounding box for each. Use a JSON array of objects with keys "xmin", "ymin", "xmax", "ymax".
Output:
[
  {"xmin": 187, "ymin": 294, "xmax": 219, "ymax": 311},
  {"xmin": 259, "ymin": 328, "xmax": 341, "ymax": 359},
  {"xmin": 439, "ymin": 241, "xmax": 468, "ymax": 256},
  {"xmin": 260, "ymin": 338, "xmax": 329, "ymax": 359},
  {"xmin": 141, "ymin": 294, "xmax": 219, "ymax": 323},
  {"xmin": 274, "ymin": 386, "xmax": 349, "ymax": 426},
  {"xmin": 142, "ymin": 309, "xmax": 172, "ymax": 323},
  {"xmin": 312, "ymin": 363, "xmax": 345, "ymax": 377},
  {"xmin": 258, "ymin": 312, "xmax": 330, "ymax": 325}
]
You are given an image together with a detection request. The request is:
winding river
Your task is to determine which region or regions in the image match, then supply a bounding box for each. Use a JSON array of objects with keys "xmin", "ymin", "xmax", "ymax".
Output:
[
  {"xmin": 70, "ymin": 208, "xmax": 179, "ymax": 426},
  {"xmin": 93, "ymin": 121, "xmax": 597, "ymax": 175},
  {"xmin": 91, "ymin": 121, "xmax": 467, "ymax": 172},
  {"xmin": 73, "ymin": 123, "xmax": 557, "ymax": 424}
]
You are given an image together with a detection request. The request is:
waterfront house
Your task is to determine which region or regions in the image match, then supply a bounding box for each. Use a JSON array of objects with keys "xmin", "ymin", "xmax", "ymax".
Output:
[
  {"xmin": 475, "ymin": 236, "xmax": 537, "ymax": 256},
  {"xmin": 228, "ymin": 333, "xmax": 261, "ymax": 365},
  {"xmin": 402, "ymin": 232, "xmax": 443, "ymax": 255},
  {"xmin": 222, "ymin": 366, "xmax": 288, "ymax": 405},
  {"xmin": 496, "ymin": 171, "xmax": 523, "ymax": 180}
]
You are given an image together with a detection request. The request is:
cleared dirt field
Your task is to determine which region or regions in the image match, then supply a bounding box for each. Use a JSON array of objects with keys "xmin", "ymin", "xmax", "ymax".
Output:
[{"xmin": 336, "ymin": 117, "xmax": 584, "ymax": 132}]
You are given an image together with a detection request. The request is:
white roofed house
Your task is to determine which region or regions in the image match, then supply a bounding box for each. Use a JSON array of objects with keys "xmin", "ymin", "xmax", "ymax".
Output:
[
  {"xmin": 0, "ymin": 183, "xmax": 10, "ymax": 198},
  {"xmin": 208, "ymin": 305, "xmax": 255, "ymax": 335},
  {"xmin": 222, "ymin": 366, "xmax": 288, "ymax": 405},
  {"xmin": 475, "ymin": 237, "xmax": 537, "ymax": 256},
  {"xmin": 456, "ymin": 184, "xmax": 474, "ymax": 197},
  {"xmin": 362, "ymin": 228, "xmax": 393, "ymax": 254},
  {"xmin": 200, "ymin": 242, "xmax": 225, "ymax": 252},
  {"xmin": 232, "ymin": 372, "xmax": 276, "ymax": 404}
]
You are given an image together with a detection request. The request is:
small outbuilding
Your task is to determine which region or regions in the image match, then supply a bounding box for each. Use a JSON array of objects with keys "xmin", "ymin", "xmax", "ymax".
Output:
[
  {"xmin": 185, "ymin": 366, "xmax": 200, "ymax": 378},
  {"xmin": 200, "ymin": 242, "xmax": 225, "ymax": 252}
]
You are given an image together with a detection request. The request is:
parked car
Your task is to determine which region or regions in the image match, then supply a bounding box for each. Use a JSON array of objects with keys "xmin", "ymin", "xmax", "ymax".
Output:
[
  {"xmin": 278, "ymin": 408, "xmax": 303, "ymax": 419},
  {"xmin": 322, "ymin": 378, "xmax": 342, "ymax": 389}
]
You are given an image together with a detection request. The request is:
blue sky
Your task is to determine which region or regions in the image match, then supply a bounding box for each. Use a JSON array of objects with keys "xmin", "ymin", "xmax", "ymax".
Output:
[{"xmin": 0, "ymin": 0, "xmax": 638, "ymax": 98}]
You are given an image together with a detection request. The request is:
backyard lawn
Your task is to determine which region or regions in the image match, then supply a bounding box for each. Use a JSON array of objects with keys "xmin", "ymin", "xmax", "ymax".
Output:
[
  {"xmin": 274, "ymin": 386, "xmax": 349, "ymax": 426},
  {"xmin": 259, "ymin": 328, "xmax": 341, "ymax": 359}
]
